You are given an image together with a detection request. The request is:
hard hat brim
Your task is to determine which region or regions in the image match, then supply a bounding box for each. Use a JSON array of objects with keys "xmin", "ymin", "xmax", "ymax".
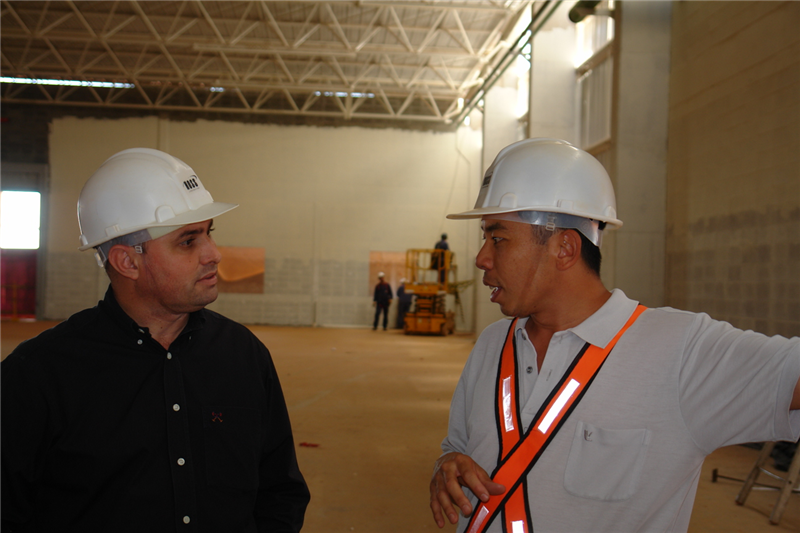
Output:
[
  {"xmin": 78, "ymin": 201, "xmax": 238, "ymax": 251},
  {"xmin": 446, "ymin": 206, "xmax": 622, "ymax": 229}
]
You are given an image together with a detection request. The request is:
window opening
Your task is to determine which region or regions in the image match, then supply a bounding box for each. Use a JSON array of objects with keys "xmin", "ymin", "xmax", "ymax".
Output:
[{"xmin": 1, "ymin": 191, "xmax": 41, "ymax": 249}]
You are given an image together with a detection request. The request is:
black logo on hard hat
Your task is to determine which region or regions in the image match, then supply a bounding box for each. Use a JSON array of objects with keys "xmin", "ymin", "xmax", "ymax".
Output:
[{"xmin": 183, "ymin": 176, "xmax": 199, "ymax": 191}]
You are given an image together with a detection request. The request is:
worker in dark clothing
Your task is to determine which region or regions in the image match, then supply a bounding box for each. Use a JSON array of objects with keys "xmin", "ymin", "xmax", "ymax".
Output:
[
  {"xmin": 433, "ymin": 233, "xmax": 450, "ymax": 284},
  {"xmin": 1, "ymin": 148, "xmax": 310, "ymax": 533},
  {"xmin": 373, "ymin": 272, "xmax": 393, "ymax": 330},
  {"xmin": 435, "ymin": 233, "xmax": 449, "ymax": 252},
  {"xmin": 396, "ymin": 278, "xmax": 413, "ymax": 329}
]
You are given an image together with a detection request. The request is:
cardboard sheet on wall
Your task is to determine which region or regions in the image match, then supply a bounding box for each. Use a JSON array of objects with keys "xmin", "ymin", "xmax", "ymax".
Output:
[
  {"xmin": 368, "ymin": 251, "xmax": 406, "ymax": 296},
  {"xmin": 217, "ymin": 247, "xmax": 265, "ymax": 294}
]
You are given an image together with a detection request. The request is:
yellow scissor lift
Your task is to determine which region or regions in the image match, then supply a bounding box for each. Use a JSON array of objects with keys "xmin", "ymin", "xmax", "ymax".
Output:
[{"xmin": 402, "ymin": 249, "xmax": 456, "ymax": 336}]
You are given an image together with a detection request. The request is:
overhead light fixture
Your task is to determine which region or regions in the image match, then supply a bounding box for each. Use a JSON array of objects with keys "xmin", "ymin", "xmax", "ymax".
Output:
[
  {"xmin": 314, "ymin": 91, "xmax": 374, "ymax": 98},
  {"xmin": 193, "ymin": 44, "xmax": 357, "ymax": 58},
  {"xmin": 0, "ymin": 77, "xmax": 134, "ymax": 89}
]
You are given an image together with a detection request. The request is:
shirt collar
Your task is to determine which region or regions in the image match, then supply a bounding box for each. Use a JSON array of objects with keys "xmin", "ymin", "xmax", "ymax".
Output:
[
  {"xmin": 513, "ymin": 289, "xmax": 639, "ymax": 349},
  {"xmin": 570, "ymin": 288, "xmax": 639, "ymax": 348},
  {"xmin": 99, "ymin": 284, "xmax": 207, "ymax": 339}
]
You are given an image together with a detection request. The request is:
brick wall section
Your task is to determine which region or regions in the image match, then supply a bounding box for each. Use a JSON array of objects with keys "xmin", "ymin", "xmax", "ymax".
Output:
[
  {"xmin": 42, "ymin": 252, "xmax": 105, "ymax": 319},
  {"xmin": 666, "ymin": 1, "xmax": 800, "ymax": 336},
  {"xmin": 212, "ymin": 258, "xmax": 370, "ymax": 326}
]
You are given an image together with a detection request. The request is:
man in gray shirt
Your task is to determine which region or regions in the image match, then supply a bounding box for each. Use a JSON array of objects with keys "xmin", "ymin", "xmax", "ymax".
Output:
[{"xmin": 429, "ymin": 139, "xmax": 800, "ymax": 533}]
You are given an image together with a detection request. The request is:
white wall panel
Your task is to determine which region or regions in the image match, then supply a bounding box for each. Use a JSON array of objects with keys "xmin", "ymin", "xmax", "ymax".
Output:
[{"xmin": 46, "ymin": 117, "xmax": 482, "ymax": 329}]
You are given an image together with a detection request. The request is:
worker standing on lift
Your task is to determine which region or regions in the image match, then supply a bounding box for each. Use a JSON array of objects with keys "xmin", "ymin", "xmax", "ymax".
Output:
[{"xmin": 433, "ymin": 233, "xmax": 449, "ymax": 284}]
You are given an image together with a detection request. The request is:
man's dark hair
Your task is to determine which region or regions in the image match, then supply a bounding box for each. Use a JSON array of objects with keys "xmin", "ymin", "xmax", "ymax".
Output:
[
  {"xmin": 578, "ymin": 232, "xmax": 601, "ymax": 276},
  {"xmin": 530, "ymin": 225, "xmax": 602, "ymax": 276}
]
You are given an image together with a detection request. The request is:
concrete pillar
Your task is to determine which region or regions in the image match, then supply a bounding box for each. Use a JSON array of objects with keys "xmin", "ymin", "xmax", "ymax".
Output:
[
  {"xmin": 528, "ymin": 2, "xmax": 578, "ymax": 143},
  {"xmin": 610, "ymin": 1, "xmax": 671, "ymax": 306}
]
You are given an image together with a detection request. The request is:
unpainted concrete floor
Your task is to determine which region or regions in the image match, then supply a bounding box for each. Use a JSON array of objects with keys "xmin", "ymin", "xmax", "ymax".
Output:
[{"xmin": 2, "ymin": 320, "xmax": 799, "ymax": 532}]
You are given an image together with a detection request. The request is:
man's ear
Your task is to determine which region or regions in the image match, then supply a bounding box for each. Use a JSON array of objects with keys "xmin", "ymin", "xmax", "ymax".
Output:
[
  {"xmin": 554, "ymin": 229, "xmax": 582, "ymax": 271},
  {"xmin": 107, "ymin": 245, "xmax": 141, "ymax": 280}
]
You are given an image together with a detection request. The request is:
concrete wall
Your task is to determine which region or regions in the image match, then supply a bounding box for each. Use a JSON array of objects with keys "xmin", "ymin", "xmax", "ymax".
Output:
[
  {"xmin": 474, "ymin": 80, "xmax": 526, "ymax": 334},
  {"xmin": 528, "ymin": 2, "xmax": 578, "ymax": 143},
  {"xmin": 666, "ymin": 1, "xmax": 800, "ymax": 337},
  {"xmin": 610, "ymin": 1, "xmax": 671, "ymax": 307},
  {"xmin": 44, "ymin": 116, "xmax": 483, "ymax": 329}
]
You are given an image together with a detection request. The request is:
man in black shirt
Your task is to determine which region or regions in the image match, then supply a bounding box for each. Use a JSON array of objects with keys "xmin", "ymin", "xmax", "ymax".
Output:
[{"xmin": 1, "ymin": 148, "xmax": 310, "ymax": 532}]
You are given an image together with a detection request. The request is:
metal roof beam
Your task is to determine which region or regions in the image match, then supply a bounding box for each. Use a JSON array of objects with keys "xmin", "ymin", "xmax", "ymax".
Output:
[
  {"xmin": 292, "ymin": 4, "xmax": 321, "ymax": 48},
  {"xmin": 323, "ymin": 2, "xmax": 352, "ymax": 51}
]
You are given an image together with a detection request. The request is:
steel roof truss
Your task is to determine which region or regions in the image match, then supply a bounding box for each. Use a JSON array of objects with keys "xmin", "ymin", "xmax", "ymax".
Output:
[
  {"xmin": 281, "ymin": 87, "xmax": 299, "ymax": 111},
  {"xmin": 2, "ymin": 1, "xmax": 30, "ymax": 34},
  {"xmin": 376, "ymin": 86, "xmax": 395, "ymax": 116},
  {"xmin": 273, "ymin": 53, "xmax": 294, "ymax": 83},
  {"xmin": 387, "ymin": 6, "xmax": 414, "ymax": 53},
  {"xmin": 326, "ymin": 56, "xmax": 349, "ymax": 86},
  {"xmin": 296, "ymin": 59, "xmax": 322, "ymax": 84},
  {"xmin": 36, "ymin": 82, "xmax": 54, "ymax": 101},
  {"xmin": 323, "ymin": 3, "xmax": 352, "ymax": 51},
  {"xmin": 1, "ymin": 0, "xmax": 533, "ymax": 127},
  {"xmin": 43, "ymin": 37, "xmax": 72, "ymax": 74},
  {"xmin": 259, "ymin": 2, "xmax": 290, "ymax": 47},
  {"xmin": 166, "ymin": 17, "xmax": 199, "ymax": 44},
  {"xmin": 300, "ymin": 90, "xmax": 320, "ymax": 111},
  {"xmin": 195, "ymin": 1, "xmax": 226, "ymax": 43},
  {"xmin": 397, "ymin": 90, "xmax": 416, "ymax": 116},
  {"xmin": 293, "ymin": 4, "xmax": 321, "ymax": 48},
  {"xmin": 1, "ymin": 50, "xmax": 15, "ymax": 70}
]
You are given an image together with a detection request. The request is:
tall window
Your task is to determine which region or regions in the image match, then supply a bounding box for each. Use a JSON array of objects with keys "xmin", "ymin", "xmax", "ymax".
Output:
[
  {"xmin": 575, "ymin": 1, "xmax": 615, "ymax": 151},
  {"xmin": 0, "ymin": 191, "xmax": 41, "ymax": 249},
  {"xmin": 1, "ymin": 190, "xmax": 41, "ymax": 318}
]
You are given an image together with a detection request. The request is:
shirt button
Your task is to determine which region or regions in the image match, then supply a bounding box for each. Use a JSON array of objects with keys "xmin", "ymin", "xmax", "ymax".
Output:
[
  {"xmin": 526, "ymin": 366, "xmax": 533, "ymax": 374},
  {"xmin": 167, "ymin": 352, "xmax": 172, "ymax": 360},
  {"xmin": 183, "ymin": 516, "xmax": 190, "ymax": 524},
  {"xmin": 173, "ymin": 404, "xmax": 180, "ymax": 412},
  {"xmin": 137, "ymin": 339, "xmax": 143, "ymax": 345},
  {"xmin": 177, "ymin": 458, "xmax": 185, "ymax": 466}
]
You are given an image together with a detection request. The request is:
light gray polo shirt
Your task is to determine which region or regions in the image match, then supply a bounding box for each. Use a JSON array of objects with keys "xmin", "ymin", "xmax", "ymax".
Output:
[{"xmin": 442, "ymin": 289, "xmax": 800, "ymax": 533}]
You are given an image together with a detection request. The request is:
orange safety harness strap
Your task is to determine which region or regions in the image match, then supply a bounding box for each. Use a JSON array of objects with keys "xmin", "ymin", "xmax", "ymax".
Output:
[{"xmin": 466, "ymin": 304, "xmax": 647, "ymax": 533}]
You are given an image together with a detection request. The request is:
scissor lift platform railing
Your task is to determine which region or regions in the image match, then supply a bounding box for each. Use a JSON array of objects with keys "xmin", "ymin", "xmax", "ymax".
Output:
[{"xmin": 402, "ymin": 249, "xmax": 455, "ymax": 336}]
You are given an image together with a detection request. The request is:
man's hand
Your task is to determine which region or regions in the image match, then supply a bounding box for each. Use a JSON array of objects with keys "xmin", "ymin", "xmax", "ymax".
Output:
[{"xmin": 430, "ymin": 452, "xmax": 506, "ymax": 528}]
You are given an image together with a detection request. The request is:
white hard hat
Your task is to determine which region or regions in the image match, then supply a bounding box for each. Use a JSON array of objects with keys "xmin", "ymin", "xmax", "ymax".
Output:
[
  {"xmin": 447, "ymin": 139, "xmax": 621, "ymax": 229},
  {"xmin": 78, "ymin": 148, "xmax": 238, "ymax": 253},
  {"xmin": 378, "ymin": 272, "xmax": 385, "ymax": 278}
]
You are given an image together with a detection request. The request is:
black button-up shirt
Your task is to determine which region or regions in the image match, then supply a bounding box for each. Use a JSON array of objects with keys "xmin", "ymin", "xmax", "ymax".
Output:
[{"xmin": 2, "ymin": 286, "xmax": 309, "ymax": 532}]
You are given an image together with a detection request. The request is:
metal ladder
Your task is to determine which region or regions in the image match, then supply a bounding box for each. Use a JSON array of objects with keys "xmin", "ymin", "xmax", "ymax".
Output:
[{"xmin": 735, "ymin": 442, "xmax": 800, "ymax": 525}]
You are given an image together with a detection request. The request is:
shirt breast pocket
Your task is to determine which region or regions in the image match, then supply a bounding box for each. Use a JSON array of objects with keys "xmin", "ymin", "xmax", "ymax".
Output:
[
  {"xmin": 203, "ymin": 405, "xmax": 260, "ymax": 492},
  {"xmin": 563, "ymin": 421, "xmax": 651, "ymax": 501}
]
